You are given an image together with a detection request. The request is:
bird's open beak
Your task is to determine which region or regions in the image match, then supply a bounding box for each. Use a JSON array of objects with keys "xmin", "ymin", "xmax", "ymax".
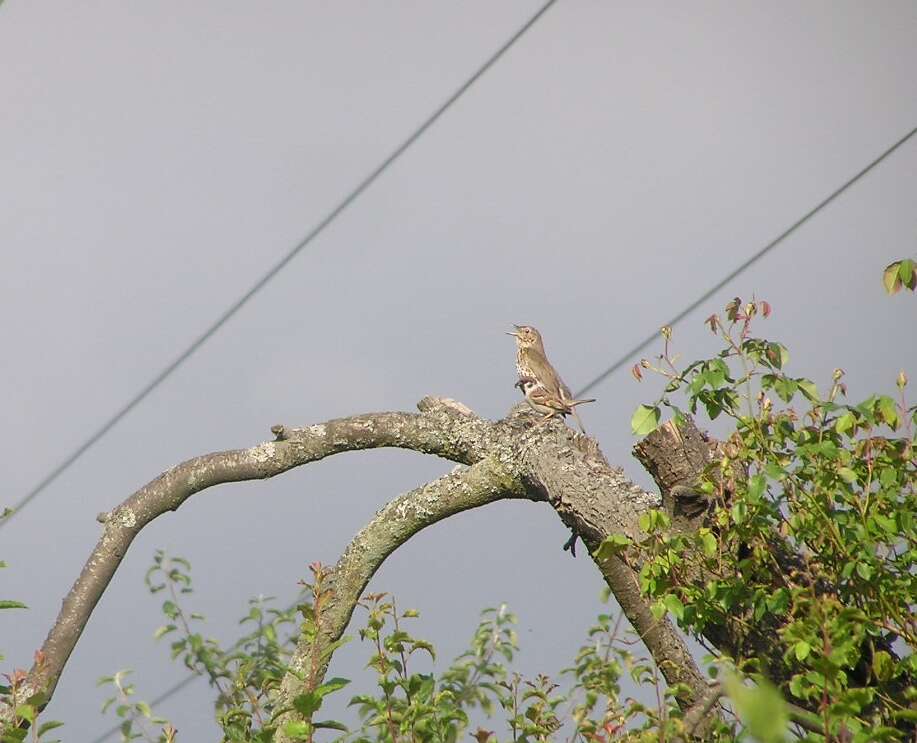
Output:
[
  {"xmin": 506, "ymin": 331, "xmax": 518, "ymax": 337},
  {"xmin": 506, "ymin": 324, "xmax": 522, "ymax": 337}
]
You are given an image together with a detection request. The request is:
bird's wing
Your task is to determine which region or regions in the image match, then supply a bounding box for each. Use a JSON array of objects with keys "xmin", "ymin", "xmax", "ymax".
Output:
[
  {"xmin": 525, "ymin": 351, "xmax": 565, "ymax": 397},
  {"xmin": 528, "ymin": 387, "xmax": 571, "ymax": 413}
]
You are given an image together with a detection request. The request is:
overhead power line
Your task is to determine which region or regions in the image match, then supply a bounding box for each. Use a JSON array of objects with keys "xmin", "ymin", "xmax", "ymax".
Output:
[
  {"xmin": 2, "ymin": 0, "xmax": 560, "ymax": 531},
  {"xmin": 89, "ymin": 122, "xmax": 916, "ymax": 741},
  {"xmin": 575, "ymin": 124, "xmax": 917, "ymax": 398}
]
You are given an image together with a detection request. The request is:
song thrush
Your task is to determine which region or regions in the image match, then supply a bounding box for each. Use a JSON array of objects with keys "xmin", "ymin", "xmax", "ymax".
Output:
[{"xmin": 507, "ymin": 324, "xmax": 593, "ymax": 433}]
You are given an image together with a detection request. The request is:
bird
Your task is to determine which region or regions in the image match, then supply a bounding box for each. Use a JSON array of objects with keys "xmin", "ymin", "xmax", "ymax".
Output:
[
  {"xmin": 509, "ymin": 327, "xmax": 594, "ymax": 558},
  {"xmin": 514, "ymin": 377, "xmax": 596, "ymax": 426},
  {"xmin": 507, "ymin": 324, "xmax": 593, "ymax": 433}
]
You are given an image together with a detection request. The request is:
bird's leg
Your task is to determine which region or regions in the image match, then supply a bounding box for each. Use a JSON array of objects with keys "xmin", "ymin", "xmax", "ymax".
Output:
[
  {"xmin": 562, "ymin": 528, "xmax": 579, "ymax": 557},
  {"xmin": 536, "ymin": 412, "xmax": 558, "ymax": 427}
]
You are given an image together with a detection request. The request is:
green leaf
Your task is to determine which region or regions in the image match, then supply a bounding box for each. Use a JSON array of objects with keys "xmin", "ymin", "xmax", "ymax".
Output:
[
  {"xmin": 700, "ymin": 530, "xmax": 717, "ymax": 558},
  {"xmin": 899, "ymin": 258, "xmax": 915, "ymax": 286},
  {"xmin": 731, "ymin": 500, "xmax": 747, "ymax": 525},
  {"xmin": 631, "ymin": 404, "xmax": 661, "ymax": 436},
  {"xmin": 875, "ymin": 395, "xmax": 899, "ymax": 428},
  {"xmin": 886, "ymin": 258, "xmax": 916, "ymax": 293},
  {"xmin": 794, "ymin": 641, "xmax": 811, "ymax": 661},
  {"xmin": 639, "ymin": 512, "xmax": 651, "ymax": 532},
  {"xmin": 593, "ymin": 534, "xmax": 632, "ymax": 560},
  {"xmin": 812, "ymin": 440, "xmax": 838, "ymax": 458},
  {"xmin": 663, "ymin": 594, "xmax": 684, "ymax": 621},
  {"xmin": 282, "ymin": 721, "xmax": 311, "ymax": 740},
  {"xmin": 161, "ymin": 600, "xmax": 179, "ymax": 618},
  {"xmin": 37, "ymin": 721, "xmax": 65, "ymax": 736},
  {"xmin": 835, "ymin": 411, "xmax": 857, "ymax": 435},
  {"xmin": 746, "ymin": 474, "xmax": 766, "ymax": 503},
  {"xmin": 638, "ymin": 509, "xmax": 669, "ymax": 533},
  {"xmin": 293, "ymin": 691, "xmax": 322, "ymax": 717},
  {"xmin": 0, "ymin": 600, "xmax": 27, "ymax": 610},
  {"xmin": 879, "ymin": 467, "xmax": 898, "ymax": 487},
  {"xmin": 14, "ymin": 705, "xmax": 36, "ymax": 723},
  {"xmin": 315, "ymin": 677, "xmax": 350, "ymax": 699},
  {"xmin": 723, "ymin": 673, "xmax": 788, "ymax": 743},
  {"xmin": 773, "ymin": 377, "xmax": 797, "ymax": 403},
  {"xmin": 410, "ymin": 640, "xmax": 436, "ymax": 660},
  {"xmin": 153, "ymin": 624, "xmax": 176, "ymax": 640},
  {"xmin": 313, "ymin": 720, "xmax": 349, "ymax": 732},
  {"xmin": 837, "ymin": 467, "xmax": 858, "ymax": 484},
  {"xmin": 766, "ymin": 588, "xmax": 790, "ymax": 615},
  {"xmin": 872, "ymin": 650, "xmax": 894, "ymax": 682},
  {"xmin": 873, "ymin": 513, "xmax": 897, "ymax": 534},
  {"xmin": 1, "ymin": 727, "xmax": 28, "ymax": 742},
  {"xmin": 765, "ymin": 343, "xmax": 789, "ymax": 369},
  {"xmin": 764, "ymin": 462, "xmax": 785, "ymax": 480},
  {"xmin": 706, "ymin": 360, "xmax": 728, "ymax": 388},
  {"xmin": 856, "ymin": 562, "xmax": 873, "ymax": 581},
  {"xmin": 689, "ymin": 371, "xmax": 707, "ymax": 396},
  {"xmin": 796, "ymin": 378, "xmax": 819, "ymax": 402}
]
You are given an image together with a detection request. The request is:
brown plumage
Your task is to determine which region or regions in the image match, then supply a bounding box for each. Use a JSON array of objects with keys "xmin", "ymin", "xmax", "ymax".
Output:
[
  {"xmin": 507, "ymin": 324, "xmax": 593, "ymax": 433},
  {"xmin": 514, "ymin": 377, "xmax": 596, "ymax": 425}
]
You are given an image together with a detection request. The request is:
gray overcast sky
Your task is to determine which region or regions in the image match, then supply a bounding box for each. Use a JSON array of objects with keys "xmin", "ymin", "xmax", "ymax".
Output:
[{"xmin": 2, "ymin": 1, "xmax": 915, "ymax": 739}]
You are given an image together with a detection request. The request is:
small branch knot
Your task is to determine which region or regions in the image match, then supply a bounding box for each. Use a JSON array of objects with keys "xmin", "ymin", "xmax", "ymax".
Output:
[
  {"xmin": 417, "ymin": 396, "xmax": 475, "ymax": 416},
  {"xmin": 271, "ymin": 424, "xmax": 287, "ymax": 441}
]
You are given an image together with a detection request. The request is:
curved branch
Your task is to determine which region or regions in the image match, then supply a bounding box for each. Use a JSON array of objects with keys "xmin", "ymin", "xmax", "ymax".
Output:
[
  {"xmin": 272, "ymin": 455, "xmax": 527, "ymax": 739},
  {"xmin": 3, "ymin": 401, "xmax": 494, "ymax": 721}
]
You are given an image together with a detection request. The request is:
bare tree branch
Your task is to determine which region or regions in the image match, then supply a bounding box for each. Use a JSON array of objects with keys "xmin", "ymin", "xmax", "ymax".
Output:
[
  {"xmin": 272, "ymin": 455, "xmax": 526, "ymax": 739},
  {"xmin": 1, "ymin": 401, "xmax": 494, "ymax": 721}
]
